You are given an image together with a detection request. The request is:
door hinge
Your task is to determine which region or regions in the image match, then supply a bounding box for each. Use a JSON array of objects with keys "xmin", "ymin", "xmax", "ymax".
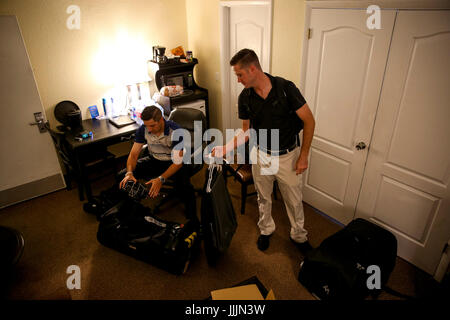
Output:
[{"xmin": 308, "ymin": 28, "xmax": 312, "ymax": 40}]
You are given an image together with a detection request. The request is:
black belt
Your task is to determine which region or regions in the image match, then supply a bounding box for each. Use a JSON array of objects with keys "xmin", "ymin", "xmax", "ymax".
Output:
[{"xmin": 259, "ymin": 143, "xmax": 298, "ymax": 156}]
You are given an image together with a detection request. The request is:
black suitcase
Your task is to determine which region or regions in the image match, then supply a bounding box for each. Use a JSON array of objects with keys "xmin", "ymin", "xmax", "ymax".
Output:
[
  {"xmin": 201, "ymin": 165, "xmax": 238, "ymax": 266},
  {"xmin": 298, "ymin": 218, "xmax": 397, "ymax": 300},
  {"xmin": 97, "ymin": 199, "xmax": 200, "ymax": 275}
]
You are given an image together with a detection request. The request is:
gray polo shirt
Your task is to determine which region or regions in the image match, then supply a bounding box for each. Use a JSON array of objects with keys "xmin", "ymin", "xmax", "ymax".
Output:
[{"xmin": 135, "ymin": 120, "xmax": 183, "ymax": 161}]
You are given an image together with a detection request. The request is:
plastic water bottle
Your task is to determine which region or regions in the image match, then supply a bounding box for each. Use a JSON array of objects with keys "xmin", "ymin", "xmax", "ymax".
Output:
[
  {"xmin": 102, "ymin": 98, "xmax": 107, "ymax": 117},
  {"xmin": 104, "ymin": 98, "xmax": 112, "ymax": 118},
  {"xmin": 130, "ymin": 106, "xmax": 137, "ymax": 121},
  {"xmin": 110, "ymin": 97, "xmax": 116, "ymax": 117},
  {"xmin": 136, "ymin": 113, "xmax": 143, "ymax": 126}
]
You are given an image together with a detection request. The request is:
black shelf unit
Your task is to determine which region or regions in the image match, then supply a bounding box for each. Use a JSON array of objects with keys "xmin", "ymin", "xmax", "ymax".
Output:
[{"xmin": 148, "ymin": 58, "xmax": 210, "ymax": 128}]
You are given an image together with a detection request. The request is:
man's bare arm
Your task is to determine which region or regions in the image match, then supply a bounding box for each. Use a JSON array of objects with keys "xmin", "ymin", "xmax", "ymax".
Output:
[
  {"xmin": 295, "ymin": 103, "xmax": 315, "ymax": 174},
  {"xmin": 212, "ymin": 119, "xmax": 251, "ymax": 157}
]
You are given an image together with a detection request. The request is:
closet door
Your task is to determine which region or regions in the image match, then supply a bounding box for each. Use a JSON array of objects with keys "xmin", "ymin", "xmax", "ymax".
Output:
[
  {"xmin": 302, "ymin": 9, "xmax": 396, "ymax": 224},
  {"xmin": 355, "ymin": 11, "xmax": 450, "ymax": 275},
  {"xmin": 228, "ymin": 4, "xmax": 271, "ymax": 130}
]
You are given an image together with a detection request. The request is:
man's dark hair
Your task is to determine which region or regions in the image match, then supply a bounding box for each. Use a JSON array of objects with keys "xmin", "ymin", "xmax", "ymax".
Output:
[
  {"xmin": 230, "ymin": 48, "xmax": 262, "ymax": 70},
  {"xmin": 141, "ymin": 105, "xmax": 163, "ymax": 122}
]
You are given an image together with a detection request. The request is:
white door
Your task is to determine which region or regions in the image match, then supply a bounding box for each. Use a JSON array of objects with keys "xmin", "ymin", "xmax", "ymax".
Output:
[
  {"xmin": 302, "ymin": 9, "xmax": 396, "ymax": 224},
  {"xmin": 355, "ymin": 10, "xmax": 450, "ymax": 276},
  {"xmin": 222, "ymin": 2, "xmax": 272, "ymax": 130},
  {"xmin": 0, "ymin": 16, "xmax": 64, "ymax": 208}
]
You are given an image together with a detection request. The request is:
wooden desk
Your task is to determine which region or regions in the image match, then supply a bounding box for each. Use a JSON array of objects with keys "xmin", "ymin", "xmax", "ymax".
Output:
[{"xmin": 64, "ymin": 118, "xmax": 139, "ymax": 201}]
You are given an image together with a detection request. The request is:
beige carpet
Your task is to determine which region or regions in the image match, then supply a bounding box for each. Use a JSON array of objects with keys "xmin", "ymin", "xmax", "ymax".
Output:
[{"xmin": 0, "ymin": 166, "xmax": 441, "ymax": 300}]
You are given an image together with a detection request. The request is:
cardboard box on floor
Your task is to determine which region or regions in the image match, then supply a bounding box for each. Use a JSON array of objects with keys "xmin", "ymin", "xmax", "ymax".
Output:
[{"xmin": 211, "ymin": 284, "xmax": 276, "ymax": 300}]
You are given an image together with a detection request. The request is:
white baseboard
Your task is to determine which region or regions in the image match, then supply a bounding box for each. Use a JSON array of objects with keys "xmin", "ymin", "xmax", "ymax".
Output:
[{"xmin": 0, "ymin": 174, "xmax": 65, "ymax": 209}]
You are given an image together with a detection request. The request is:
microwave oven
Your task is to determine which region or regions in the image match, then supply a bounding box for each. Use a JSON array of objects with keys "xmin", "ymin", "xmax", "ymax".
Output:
[{"xmin": 160, "ymin": 71, "xmax": 194, "ymax": 89}]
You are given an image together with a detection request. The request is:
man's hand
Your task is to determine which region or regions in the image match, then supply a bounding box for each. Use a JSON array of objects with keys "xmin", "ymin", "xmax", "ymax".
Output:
[
  {"xmin": 295, "ymin": 154, "xmax": 308, "ymax": 175},
  {"xmin": 211, "ymin": 145, "xmax": 226, "ymax": 158},
  {"xmin": 145, "ymin": 178, "xmax": 162, "ymax": 198},
  {"xmin": 119, "ymin": 173, "xmax": 137, "ymax": 189}
]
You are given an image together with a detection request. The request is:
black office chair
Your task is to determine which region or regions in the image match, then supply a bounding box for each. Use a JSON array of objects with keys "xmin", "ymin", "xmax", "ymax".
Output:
[
  {"xmin": 0, "ymin": 225, "xmax": 24, "ymax": 294},
  {"xmin": 153, "ymin": 107, "xmax": 207, "ymax": 213},
  {"xmin": 46, "ymin": 125, "xmax": 117, "ymax": 201},
  {"xmin": 0, "ymin": 226, "xmax": 24, "ymax": 270}
]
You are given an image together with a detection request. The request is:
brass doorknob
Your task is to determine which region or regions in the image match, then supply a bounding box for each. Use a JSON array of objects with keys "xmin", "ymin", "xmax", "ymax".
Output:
[{"xmin": 356, "ymin": 142, "xmax": 367, "ymax": 150}]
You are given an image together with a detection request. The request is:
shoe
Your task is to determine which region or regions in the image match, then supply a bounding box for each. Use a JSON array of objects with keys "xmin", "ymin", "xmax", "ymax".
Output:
[
  {"xmin": 291, "ymin": 239, "xmax": 313, "ymax": 255},
  {"xmin": 257, "ymin": 234, "xmax": 272, "ymax": 251}
]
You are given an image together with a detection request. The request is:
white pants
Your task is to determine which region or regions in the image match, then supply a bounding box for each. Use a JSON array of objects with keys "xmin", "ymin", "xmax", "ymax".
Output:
[{"xmin": 251, "ymin": 146, "xmax": 308, "ymax": 243}]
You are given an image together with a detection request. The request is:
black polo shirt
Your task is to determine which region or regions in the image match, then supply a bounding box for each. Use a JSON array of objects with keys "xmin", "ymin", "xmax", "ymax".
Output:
[{"xmin": 238, "ymin": 73, "xmax": 306, "ymax": 150}]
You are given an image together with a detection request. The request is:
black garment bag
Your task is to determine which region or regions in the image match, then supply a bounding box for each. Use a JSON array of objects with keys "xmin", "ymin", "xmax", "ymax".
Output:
[{"xmin": 201, "ymin": 164, "xmax": 237, "ymax": 265}]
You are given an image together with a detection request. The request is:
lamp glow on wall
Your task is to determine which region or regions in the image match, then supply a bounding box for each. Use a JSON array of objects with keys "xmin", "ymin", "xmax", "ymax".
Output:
[
  {"xmin": 91, "ymin": 30, "xmax": 152, "ymax": 116},
  {"xmin": 91, "ymin": 30, "xmax": 151, "ymax": 86}
]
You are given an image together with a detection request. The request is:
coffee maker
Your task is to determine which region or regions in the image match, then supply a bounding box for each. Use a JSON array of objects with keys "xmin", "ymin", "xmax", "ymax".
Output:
[{"xmin": 152, "ymin": 46, "xmax": 167, "ymax": 64}]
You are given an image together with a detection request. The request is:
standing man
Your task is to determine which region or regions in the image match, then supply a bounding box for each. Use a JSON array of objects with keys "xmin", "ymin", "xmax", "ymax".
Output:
[
  {"xmin": 213, "ymin": 49, "xmax": 315, "ymax": 254},
  {"xmin": 118, "ymin": 105, "xmax": 197, "ymax": 220}
]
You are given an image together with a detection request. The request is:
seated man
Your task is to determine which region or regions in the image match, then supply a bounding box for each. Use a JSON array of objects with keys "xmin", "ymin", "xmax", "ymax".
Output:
[{"xmin": 118, "ymin": 105, "xmax": 196, "ymax": 219}]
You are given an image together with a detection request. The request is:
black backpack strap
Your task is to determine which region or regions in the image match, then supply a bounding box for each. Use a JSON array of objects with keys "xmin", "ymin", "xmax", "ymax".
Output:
[
  {"xmin": 245, "ymin": 76, "xmax": 288, "ymax": 121},
  {"xmin": 274, "ymin": 76, "xmax": 289, "ymax": 105},
  {"xmin": 274, "ymin": 76, "xmax": 302, "ymax": 146},
  {"xmin": 241, "ymin": 88, "xmax": 260, "ymax": 128}
]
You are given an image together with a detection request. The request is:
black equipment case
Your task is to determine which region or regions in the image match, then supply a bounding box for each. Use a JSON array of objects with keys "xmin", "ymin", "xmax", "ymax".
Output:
[
  {"xmin": 298, "ymin": 218, "xmax": 397, "ymax": 300},
  {"xmin": 96, "ymin": 196, "xmax": 200, "ymax": 275}
]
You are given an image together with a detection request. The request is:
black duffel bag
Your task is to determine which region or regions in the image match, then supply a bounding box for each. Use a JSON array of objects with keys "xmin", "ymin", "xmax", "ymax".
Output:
[
  {"xmin": 298, "ymin": 218, "xmax": 397, "ymax": 300},
  {"xmin": 97, "ymin": 199, "xmax": 200, "ymax": 275}
]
